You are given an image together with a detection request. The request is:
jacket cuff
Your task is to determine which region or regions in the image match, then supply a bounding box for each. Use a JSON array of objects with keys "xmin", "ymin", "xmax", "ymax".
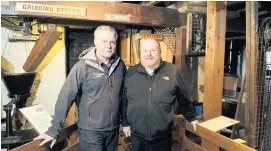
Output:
[
  {"xmin": 45, "ymin": 130, "xmax": 58, "ymax": 139},
  {"xmin": 185, "ymin": 115, "xmax": 197, "ymax": 123}
]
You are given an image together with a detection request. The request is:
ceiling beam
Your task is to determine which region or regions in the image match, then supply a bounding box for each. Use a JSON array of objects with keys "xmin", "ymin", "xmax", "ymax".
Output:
[
  {"xmin": 3, "ymin": 1, "xmax": 184, "ymax": 27},
  {"xmin": 177, "ymin": 6, "xmax": 240, "ymax": 19}
]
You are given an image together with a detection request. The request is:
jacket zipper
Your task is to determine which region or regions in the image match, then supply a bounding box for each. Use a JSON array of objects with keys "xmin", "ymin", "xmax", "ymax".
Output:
[
  {"xmin": 109, "ymin": 76, "xmax": 113, "ymax": 126},
  {"xmin": 148, "ymin": 75, "xmax": 153, "ymax": 140}
]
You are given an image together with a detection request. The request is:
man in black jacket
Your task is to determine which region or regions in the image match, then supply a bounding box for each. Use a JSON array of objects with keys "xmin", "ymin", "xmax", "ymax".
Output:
[
  {"xmin": 34, "ymin": 26, "xmax": 126, "ymax": 151},
  {"xmin": 122, "ymin": 38, "xmax": 199, "ymax": 151}
]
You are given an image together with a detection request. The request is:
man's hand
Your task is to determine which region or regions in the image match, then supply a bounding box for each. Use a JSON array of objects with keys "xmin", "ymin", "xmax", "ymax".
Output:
[
  {"xmin": 123, "ymin": 126, "xmax": 131, "ymax": 137},
  {"xmin": 191, "ymin": 120, "xmax": 199, "ymax": 131},
  {"xmin": 34, "ymin": 133, "xmax": 56, "ymax": 148}
]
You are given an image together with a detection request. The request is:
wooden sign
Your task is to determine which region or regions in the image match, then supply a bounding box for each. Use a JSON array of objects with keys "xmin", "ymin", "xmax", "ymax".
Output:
[{"xmin": 16, "ymin": 2, "xmax": 87, "ymax": 16}]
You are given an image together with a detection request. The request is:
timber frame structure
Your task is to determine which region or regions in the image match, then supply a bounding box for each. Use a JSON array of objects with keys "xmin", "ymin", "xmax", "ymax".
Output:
[{"xmin": 2, "ymin": 1, "xmax": 270, "ymax": 151}]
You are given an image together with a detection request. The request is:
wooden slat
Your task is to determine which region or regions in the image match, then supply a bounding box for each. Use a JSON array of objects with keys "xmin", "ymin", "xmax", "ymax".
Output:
[
  {"xmin": 160, "ymin": 41, "xmax": 174, "ymax": 63},
  {"xmin": 231, "ymin": 75, "xmax": 246, "ymax": 138},
  {"xmin": 132, "ymin": 35, "xmax": 140, "ymax": 64},
  {"xmin": 175, "ymin": 27, "xmax": 187, "ymax": 79},
  {"xmin": 11, "ymin": 140, "xmax": 41, "ymax": 151},
  {"xmin": 174, "ymin": 115, "xmax": 256, "ymax": 151},
  {"xmin": 202, "ymin": 2, "xmax": 227, "ymax": 151},
  {"xmin": 234, "ymin": 139, "xmax": 247, "ymax": 145},
  {"xmin": 120, "ymin": 32, "xmax": 129, "ymax": 66},
  {"xmin": 186, "ymin": 120, "xmax": 256, "ymax": 151},
  {"xmin": 199, "ymin": 116, "xmax": 239, "ymax": 132},
  {"xmin": 9, "ymin": 1, "xmax": 184, "ymax": 27},
  {"xmin": 184, "ymin": 139, "xmax": 208, "ymax": 151},
  {"xmin": 127, "ymin": 32, "xmax": 131, "ymax": 66},
  {"xmin": 173, "ymin": 131, "xmax": 207, "ymax": 151},
  {"xmin": 1, "ymin": 56, "xmax": 14, "ymax": 73},
  {"xmin": 62, "ymin": 142, "xmax": 80, "ymax": 151},
  {"xmin": 23, "ymin": 30, "xmax": 62, "ymax": 72},
  {"xmin": 245, "ymin": 1, "xmax": 258, "ymax": 148}
]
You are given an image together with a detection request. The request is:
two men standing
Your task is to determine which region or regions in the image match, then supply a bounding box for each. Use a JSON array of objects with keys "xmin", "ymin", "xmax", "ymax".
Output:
[{"xmin": 35, "ymin": 26, "xmax": 198, "ymax": 151}]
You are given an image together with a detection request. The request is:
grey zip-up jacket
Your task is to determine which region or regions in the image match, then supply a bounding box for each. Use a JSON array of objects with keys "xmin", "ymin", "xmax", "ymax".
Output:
[{"xmin": 46, "ymin": 47, "xmax": 126, "ymax": 138}]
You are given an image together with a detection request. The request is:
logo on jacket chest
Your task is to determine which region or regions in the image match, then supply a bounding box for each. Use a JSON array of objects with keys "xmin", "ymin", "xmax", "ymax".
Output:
[
  {"xmin": 92, "ymin": 73, "xmax": 105, "ymax": 79},
  {"xmin": 162, "ymin": 76, "xmax": 170, "ymax": 80}
]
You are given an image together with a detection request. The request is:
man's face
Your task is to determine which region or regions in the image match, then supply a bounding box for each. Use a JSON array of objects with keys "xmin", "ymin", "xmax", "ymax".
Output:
[
  {"xmin": 140, "ymin": 39, "xmax": 161, "ymax": 69},
  {"xmin": 94, "ymin": 30, "xmax": 117, "ymax": 59}
]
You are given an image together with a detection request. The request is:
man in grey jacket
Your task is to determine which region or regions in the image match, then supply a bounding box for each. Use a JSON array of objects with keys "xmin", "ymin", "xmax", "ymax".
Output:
[{"xmin": 34, "ymin": 26, "xmax": 126, "ymax": 151}]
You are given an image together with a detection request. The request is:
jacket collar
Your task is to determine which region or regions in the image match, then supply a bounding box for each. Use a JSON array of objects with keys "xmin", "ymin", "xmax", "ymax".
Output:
[{"xmin": 137, "ymin": 60, "xmax": 164, "ymax": 75}]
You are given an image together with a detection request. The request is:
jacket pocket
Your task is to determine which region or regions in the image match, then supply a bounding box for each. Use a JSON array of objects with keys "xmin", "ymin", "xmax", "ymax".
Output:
[{"xmin": 86, "ymin": 101, "xmax": 96, "ymax": 123}]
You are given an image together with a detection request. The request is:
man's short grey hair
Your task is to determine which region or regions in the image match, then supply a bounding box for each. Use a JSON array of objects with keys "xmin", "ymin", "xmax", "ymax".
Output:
[{"xmin": 94, "ymin": 25, "xmax": 118, "ymax": 40}]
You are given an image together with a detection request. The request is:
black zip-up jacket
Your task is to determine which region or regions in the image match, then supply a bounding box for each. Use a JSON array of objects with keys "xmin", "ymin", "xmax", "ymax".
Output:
[
  {"xmin": 46, "ymin": 48, "xmax": 126, "ymax": 139},
  {"xmin": 122, "ymin": 61, "xmax": 196, "ymax": 140}
]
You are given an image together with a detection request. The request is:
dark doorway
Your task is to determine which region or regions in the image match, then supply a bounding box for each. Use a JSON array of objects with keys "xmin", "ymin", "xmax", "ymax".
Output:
[{"xmin": 65, "ymin": 28, "xmax": 95, "ymax": 76}]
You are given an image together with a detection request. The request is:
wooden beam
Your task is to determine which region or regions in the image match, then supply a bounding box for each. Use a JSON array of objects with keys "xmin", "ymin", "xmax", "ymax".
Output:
[
  {"xmin": 6, "ymin": 1, "xmax": 184, "ymax": 27},
  {"xmin": 23, "ymin": 30, "xmax": 62, "ymax": 72},
  {"xmin": 185, "ymin": 119, "xmax": 256, "ymax": 151},
  {"xmin": 11, "ymin": 140, "xmax": 41, "ymax": 151},
  {"xmin": 185, "ymin": 139, "xmax": 208, "ymax": 151},
  {"xmin": 202, "ymin": 2, "xmax": 227, "ymax": 151},
  {"xmin": 174, "ymin": 115, "xmax": 257, "ymax": 151},
  {"xmin": 173, "ymin": 131, "xmax": 208, "ymax": 151},
  {"xmin": 177, "ymin": 6, "xmax": 240, "ymax": 19},
  {"xmin": 167, "ymin": 1, "xmax": 207, "ymax": 9},
  {"xmin": 245, "ymin": 1, "xmax": 258, "ymax": 149},
  {"xmin": 175, "ymin": 27, "xmax": 187, "ymax": 79},
  {"xmin": 1, "ymin": 56, "xmax": 14, "ymax": 73}
]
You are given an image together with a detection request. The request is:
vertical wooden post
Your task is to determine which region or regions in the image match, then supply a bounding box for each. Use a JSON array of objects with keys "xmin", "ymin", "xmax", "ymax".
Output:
[
  {"xmin": 175, "ymin": 27, "xmax": 187, "ymax": 78},
  {"xmin": 245, "ymin": 1, "xmax": 258, "ymax": 149},
  {"xmin": 202, "ymin": 2, "xmax": 227, "ymax": 151},
  {"xmin": 186, "ymin": 13, "xmax": 193, "ymax": 55}
]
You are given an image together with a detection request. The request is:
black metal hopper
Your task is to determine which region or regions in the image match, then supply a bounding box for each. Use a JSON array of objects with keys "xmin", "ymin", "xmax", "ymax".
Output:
[{"xmin": 1, "ymin": 72, "xmax": 36, "ymax": 107}]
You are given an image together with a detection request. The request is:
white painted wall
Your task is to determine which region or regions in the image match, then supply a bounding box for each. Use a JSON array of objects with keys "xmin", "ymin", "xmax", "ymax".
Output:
[{"xmin": 1, "ymin": 27, "xmax": 66, "ymax": 117}]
